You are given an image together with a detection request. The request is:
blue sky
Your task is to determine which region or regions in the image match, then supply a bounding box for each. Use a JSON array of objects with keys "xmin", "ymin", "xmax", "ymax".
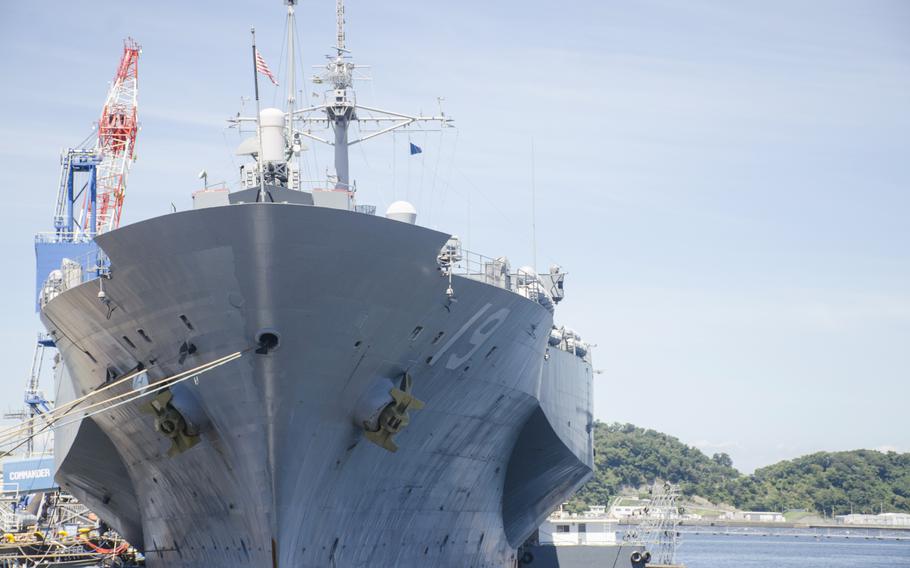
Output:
[{"xmin": 1, "ymin": 1, "xmax": 908, "ymax": 473}]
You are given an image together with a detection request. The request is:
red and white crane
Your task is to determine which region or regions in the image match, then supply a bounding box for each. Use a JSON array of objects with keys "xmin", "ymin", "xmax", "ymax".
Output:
[
  {"xmin": 51, "ymin": 39, "xmax": 140, "ymax": 239},
  {"xmin": 94, "ymin": 38, "xmax": 141, "ymax": 234}
]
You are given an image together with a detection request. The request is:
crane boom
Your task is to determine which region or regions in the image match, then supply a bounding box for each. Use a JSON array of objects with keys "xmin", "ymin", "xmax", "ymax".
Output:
[{"xmin": 94, "ymin": 38, "xmax": 141, "ymax": 234}]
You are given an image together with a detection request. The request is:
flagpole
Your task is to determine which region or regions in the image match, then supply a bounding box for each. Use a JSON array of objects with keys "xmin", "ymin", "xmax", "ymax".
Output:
[{"xmin": 251, "ymin": 27, "xmax": 267, "ymax": 203}]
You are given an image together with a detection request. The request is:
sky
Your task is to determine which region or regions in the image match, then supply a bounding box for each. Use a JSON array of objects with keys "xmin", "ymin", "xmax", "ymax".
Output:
[{"xmin": 0, "ymin": 1, "xmax": 908, "ymax": 473}]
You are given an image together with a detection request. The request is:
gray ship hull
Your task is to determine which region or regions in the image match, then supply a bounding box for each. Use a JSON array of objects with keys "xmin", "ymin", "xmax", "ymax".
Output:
[{"xmin": 41, "ymin": 202, "xmax": 594, "ymax": 567}]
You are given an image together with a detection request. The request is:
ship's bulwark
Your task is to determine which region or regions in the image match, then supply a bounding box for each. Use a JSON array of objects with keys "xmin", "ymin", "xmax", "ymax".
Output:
[{"xmin": 41, "ymin": 203, "xmax": 594, "ymax": 567}]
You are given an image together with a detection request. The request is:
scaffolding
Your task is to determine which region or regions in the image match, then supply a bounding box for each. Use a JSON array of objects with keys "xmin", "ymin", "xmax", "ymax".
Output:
[{"xmin": 624, "ymin": 482, "xmax": 682, "ymax": 565}]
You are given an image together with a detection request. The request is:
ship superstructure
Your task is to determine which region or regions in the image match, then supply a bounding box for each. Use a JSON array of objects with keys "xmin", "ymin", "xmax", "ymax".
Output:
[{"xmin": 35, "ymin": 2, "xmax": 595, "ymax": 566}]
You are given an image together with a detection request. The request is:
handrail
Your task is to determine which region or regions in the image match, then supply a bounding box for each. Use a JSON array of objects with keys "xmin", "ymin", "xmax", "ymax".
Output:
[
  {"xmin": 437, "ymin": 238, "xmax": 590, "ymax": 360},
  {"xmin": 297, "ymin": 179, "xmax": 356, "ymax": 192},
  {"xmin": 37, "ymin": 247, "xmax": 110, "ymax": 309},
  {"xmin": 445, "ymin": 244, "xmax": 546, "ymax": 298},
  {"xmin": 34, "ymin": 232, "xmax": 95, "ymax": 245}
]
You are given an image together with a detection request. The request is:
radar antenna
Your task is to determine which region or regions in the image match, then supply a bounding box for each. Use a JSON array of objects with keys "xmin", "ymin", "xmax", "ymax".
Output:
[
  {"xmin": 336, "ymin": 0, "xmax": 346, "ymax": 55},
  {"xmin": 298, "ymin": 0, "xmax": 452, "ymax": 189},
  {"xmin": 230, "ymin": 0, "xmax": 453, "ymax": 193}
]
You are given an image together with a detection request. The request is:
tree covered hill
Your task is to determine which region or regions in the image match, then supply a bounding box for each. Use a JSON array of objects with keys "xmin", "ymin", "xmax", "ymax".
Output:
[
  {"xmin": 570, "ymin": 422, "xmax": 910, "ymax": 516},
  {"xmin": 738, "ymin": 449, "xmax": 910, "ymax": 515}
]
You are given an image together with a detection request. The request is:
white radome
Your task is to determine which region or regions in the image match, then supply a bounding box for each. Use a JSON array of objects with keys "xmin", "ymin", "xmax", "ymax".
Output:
[
  {"xmin": 385, "ymin": 200, "xmax": 418, "ymax": 224},
  {"xmin": 258, "ymin": 108, "xmax": 286, "ymax": 163}
]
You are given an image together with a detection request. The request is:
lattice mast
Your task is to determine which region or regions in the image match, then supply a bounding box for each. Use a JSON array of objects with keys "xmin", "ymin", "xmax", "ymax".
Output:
[
  {"xmin": 94, "ymin": 39, "xmax": 140, "ymax": 234},
  {"xmin": 304, "ymin": 0, "xmax": 452, "ymax": 189},
  {"xmin": 231, "ymin": 0, "xmax": 452, "ymax": 192},
  {"xmin": 326, "ymin": 0, "xmax": 356, "ymax": 189}
]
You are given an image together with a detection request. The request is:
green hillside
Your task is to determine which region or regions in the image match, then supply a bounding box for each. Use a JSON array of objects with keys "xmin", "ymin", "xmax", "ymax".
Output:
[
  {"xmin": 569, "ymin": 422, "xmax": 910, "ymax": 516},
  {"xmin": 736, "ymin": 449, "xmax": 910, "ymax": 515}
]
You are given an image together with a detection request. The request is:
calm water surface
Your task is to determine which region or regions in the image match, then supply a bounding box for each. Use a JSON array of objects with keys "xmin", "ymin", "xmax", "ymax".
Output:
[{"xmin": 674, "ymin": 532, "xmax": 910, "ymax": 568}]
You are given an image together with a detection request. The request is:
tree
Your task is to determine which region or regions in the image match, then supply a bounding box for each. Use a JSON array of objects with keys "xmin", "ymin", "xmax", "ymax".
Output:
[{"xmin": 712, "ymin": 453, "xmax": 733, "ymax": 468}]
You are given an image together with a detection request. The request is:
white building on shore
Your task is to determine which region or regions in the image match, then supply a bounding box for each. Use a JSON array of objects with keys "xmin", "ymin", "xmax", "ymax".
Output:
[
  {"xmin": 836, "ymin": 513, "xmax": 910, "ymax": 526},
  {"xmin": 721, "ymin": 511, "xmax": 786, "ymax": 523}
]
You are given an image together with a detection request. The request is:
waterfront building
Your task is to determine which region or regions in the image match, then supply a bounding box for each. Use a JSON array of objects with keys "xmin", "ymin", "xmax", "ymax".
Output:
[
  {"xmin": 721, "ymin": 511, "xmax": 786, "ymax": 522},
  {"xmin": 837, "ymin": 513, "xmax": 910, "ymax": 526}
]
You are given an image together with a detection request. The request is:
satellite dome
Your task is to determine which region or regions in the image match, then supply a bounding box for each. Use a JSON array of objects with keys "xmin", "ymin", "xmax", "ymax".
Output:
[
  {"xmin": 259, "ymin": 107, "xmax": 285, "ymax": 125},
  {"xmin": 385, "ymin": 201, "xmax": 417, "ymax": 224}
]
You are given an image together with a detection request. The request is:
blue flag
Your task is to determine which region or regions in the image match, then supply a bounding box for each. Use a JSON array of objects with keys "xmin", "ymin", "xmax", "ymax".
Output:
[{"xmin": 409, "ymin": 142, "xmax": 423, "ymax": 155}]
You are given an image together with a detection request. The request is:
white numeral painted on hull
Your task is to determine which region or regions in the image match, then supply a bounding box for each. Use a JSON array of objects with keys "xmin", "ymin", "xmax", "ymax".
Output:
[{"xmin": 432, "ymin": 303, "xmax": 511, "ymax": 370}]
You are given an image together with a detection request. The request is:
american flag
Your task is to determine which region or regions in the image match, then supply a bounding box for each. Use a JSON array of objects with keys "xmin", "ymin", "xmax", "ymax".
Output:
[{"xmin": 255, "ymin": 49, "xmax": 278, "ymax": 86}]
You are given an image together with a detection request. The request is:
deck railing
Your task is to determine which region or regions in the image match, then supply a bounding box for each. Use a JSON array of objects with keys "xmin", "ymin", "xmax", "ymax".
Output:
[
  {"xmin": 450, "ymin": 248, "xmax": 514, "ymax": 290},
  {"xmin": 34, "ymin": 232, "xmax": 94, "ymax": 244},
  {"xmin": 38, "ymin": 246, "xmax": 109, "ymax": 309},
  {"xmin": 443, "ymin": 242, "xmax": 545, "ymax": 299},
  {"xmin": 438, "ymin": 238, "xmax": 592, "ymax": 359}
]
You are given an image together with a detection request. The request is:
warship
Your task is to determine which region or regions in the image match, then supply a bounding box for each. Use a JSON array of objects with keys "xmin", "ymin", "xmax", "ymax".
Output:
[{"xmin": 37, "ymin": 2, "xmax": 595, "ymax": 566}]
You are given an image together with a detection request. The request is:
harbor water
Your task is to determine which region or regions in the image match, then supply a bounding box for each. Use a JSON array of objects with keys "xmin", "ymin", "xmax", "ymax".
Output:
[{"xmin": 673, "ymin": 531, "xmax": 910, "ymax": 567}]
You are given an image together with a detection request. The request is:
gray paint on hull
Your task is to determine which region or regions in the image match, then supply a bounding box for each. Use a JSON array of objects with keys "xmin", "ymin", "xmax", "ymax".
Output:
[
  {"xmin": 55, "ymin": 417, "xmax": 145, "ymax": 547},
  {"xmin": 41, "ymin": 203, "xmax": 594, "ymax": 567},
  {"xmin": 503, "ymin": 404, "xmax": 592, "ymax": 547}
]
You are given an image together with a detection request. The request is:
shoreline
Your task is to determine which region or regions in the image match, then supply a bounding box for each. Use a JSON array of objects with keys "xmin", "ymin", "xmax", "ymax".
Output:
[{"xmin": 618, "ymin": 518, "xmax": 910, "ymax": 531}]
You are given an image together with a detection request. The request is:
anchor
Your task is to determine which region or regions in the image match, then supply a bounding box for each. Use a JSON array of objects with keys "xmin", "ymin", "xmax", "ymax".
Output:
[
  {"xmin": 141, "ymin": 388, "xmax": 200, "ymax": 457},
  {"xmin": 363, "ymin": 373, "xmax": 424, "ymax": 453}
]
